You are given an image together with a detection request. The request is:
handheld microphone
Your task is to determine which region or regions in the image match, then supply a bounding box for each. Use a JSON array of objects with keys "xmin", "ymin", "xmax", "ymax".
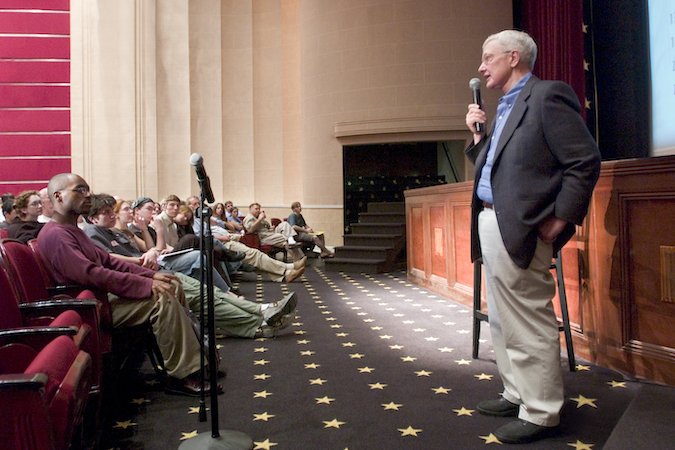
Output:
[
  {"xmin": 469, "ymin": 78, "xmax": 484, "ymax": 133},
  {"xmin": 189, "ymin": 153, "xmax": 215, "ymax": 203}
]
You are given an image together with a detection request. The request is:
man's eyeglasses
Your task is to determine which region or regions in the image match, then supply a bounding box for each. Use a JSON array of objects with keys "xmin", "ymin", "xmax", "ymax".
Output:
[
  {"xmin": 63, "ymin": 186, "xmax": 90, "ymax": 195},
  {"xmin": 481, "ymin": 50, "xmax": 513, "ymax": 66}
]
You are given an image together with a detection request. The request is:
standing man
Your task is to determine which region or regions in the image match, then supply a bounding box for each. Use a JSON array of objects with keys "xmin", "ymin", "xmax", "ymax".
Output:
[{"xmin": 465, "ymin": 30, "xmax": 600, "ymax": 443}]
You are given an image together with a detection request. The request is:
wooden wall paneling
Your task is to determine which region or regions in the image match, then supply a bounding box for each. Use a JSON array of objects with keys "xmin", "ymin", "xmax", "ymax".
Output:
[
  {"xmin": 405, "ymin": 156, "xmax": 675, "ymax": 385},
  {"xmin": 430, "ymin": 204, "xmax": 446, "ymax": 278},
  {"xmin": 410, "ymin": 205, "xmax": 425, "ymax": 274}
]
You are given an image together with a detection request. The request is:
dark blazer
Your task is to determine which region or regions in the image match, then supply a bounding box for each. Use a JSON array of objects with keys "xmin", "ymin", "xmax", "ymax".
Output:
[{"xmin": 466, "ymin": 75, "xmax": 601, "ymax": 269}]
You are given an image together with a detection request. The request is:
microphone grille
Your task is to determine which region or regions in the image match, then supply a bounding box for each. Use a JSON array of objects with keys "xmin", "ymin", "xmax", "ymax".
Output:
[
  {"xmin": 469, "ymin": 78, "xmax": 481, "ymax": 89},
  {"xmin": 189, "ymin": 153, "xmax": 203, "ymax": 166}
]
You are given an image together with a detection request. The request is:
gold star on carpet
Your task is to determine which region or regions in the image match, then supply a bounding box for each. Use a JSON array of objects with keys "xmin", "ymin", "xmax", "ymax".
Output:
[
  {"xmin": 294, "ymin": 330, "xmax": 307, "ymax": 335},
  {"xmin": 414, "ymin": 370, "xmax": 432, "ymax": 377},
  {"xmin": 389, "ymin": 344, "xmax": 404, "ymax": 349},
  {"xmin": 254, "ymin": 347, "xmax": 268, "ymax": 353},
  {"xmin": 412, "ymin": 328, "xmax": 426, "ymax": 332},
  {"xmin": 371, "ymin": 326, "xmax": 384, "ymax": 330},
  {"xmin": 113, "ymin": 420, "xmax": 136, "ymax": 429},
  {"xmin": 479, "ymin": 433, "xmax": 502, "ymax": 444},
  {"xmin": 300, "ymin": 350, "xmax": 315, "ymax": 356},
  {"xmin": 254, "ymin": 373, "xmax": 271, "ymax": 380},
  {"xmin": 188, "ymin": 406, "xmax": 209, "ymax": 414},
  {"xmin": 379, "ymin": 335, "xmax": 393, "ymax": 339},
  {"xmin": 401, "ymin": 356, "xmax": 417, "ymax": 362},
  {"xmin": 180, "ymin": 430, "xmax": 198, "ymax": 440},
  {"xmin": 369, "ymin": 382, "xmax": 387, "ymax": 390},
  {"xmin": 253, "ymin": 412, "xmax": 275, "ymax": 421},
  {"xmin": 130, "ymin": 398, "xmax": 149, "ymax": 405},
  {"xmin": 438, "ymin": 347, "xmax": 454, "ymax": 352},
  {"xmin": 363, "ymin": 319, "xmax": 375, "ymax": 323},
  {"xmin": 292, "ymin": 322, "xmax": 302, "ymax": 326},
  {"xmin": 432, "ymin": 386, "xmax": 451, "ymax": 394},
  {"xmin": 584, "ymin": 98, "xmax": 592, "ymax": 110},
  {"xmin": 305, "ymin": 363, "xmax": 321, "ymax": 369},
  {"xmin": 323, "ymin": 418, "xmax": 346, "ymax": 429},
  {"xmin": 584, "ymin": 59, "xmax": 590, "ymax": 71},
  {"xmin": 253, "ymin": 438, "xmax": 277, "ymax": 449},
  {"xmin": 254, "ymin": 359, "xmax": 269, "ymax": 365},
  {"xmin": 583, "ymin": 23, "xmax": 589, "ymax": 33},
  {"xmin": 425, "ymin": 337, "xmax": 439, "ymax": 341},
  {"xmin": 325, "ymin": 317, "xmax": 337, "ymax": 321},
  {"xmin": 315, "ymin": 396, "xmax": 335, "ymax": 404},
  {"xmin": 330, "ymin": 324, "xmax": 343, "ymax": 329},
  {"xmin": 342, "ymin": 342, "xmax": 356, "ymax": 347},
  {"xmin": 571, "ymin": 395, "xmax": 597, "ymax": 408},
  {"xmin": 568, "ymin": 440, "xmax": 594, "ymax": 450},
  {"xmin": 455, "ymin": 359, "xmax": 471, "ymax": 365},
  {"xmin": 398, "ymin": 426, "xmax": 422, "ymax": 436},
  {"xmin": 253, "ymin": 390, "xmax": 273, "ymax": 398},
  {"xmin": 309, "ymin": 378, "xmax": 327, "ymax": 385},
  {"xmin": 336, "ymin": 332, "xmax": 349, "ymax": 337},
  {"xmin": 382, "ymin": 402, "xmax": 403, "ymax": 410},
  {"xmin": 607, "ymin": 380, "xmax": 626, "ymax": 388},
  {"xmin": 349, "ymin": 353, "xmax": 365, "ymax": 359},
  {"xmin": 297, "ymin": 339, "xmax": 311, "ymax": 344},
  {"xmin": 216, "ymin": 344, "xmax": 223, "ymax": 350},
  {"xmin": 402, "ymin": 320, "xmax": 415, "ymax": 324},
  {"xmin": 576, "ymin": 364, "xmax": 591, "ymax": 371},
  {"xmin": 474, "ymin": 373, "xmax": 494, "ymax": 381},
  {"xmin": 453, "ymin": 407, "xmax": 475, "ymax": 416}
]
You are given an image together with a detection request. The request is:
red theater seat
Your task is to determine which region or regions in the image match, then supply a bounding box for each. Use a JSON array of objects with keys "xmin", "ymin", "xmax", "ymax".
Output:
[{"xmin": 0, "ymin": 335, "xmax": 92, "ymax": 450}]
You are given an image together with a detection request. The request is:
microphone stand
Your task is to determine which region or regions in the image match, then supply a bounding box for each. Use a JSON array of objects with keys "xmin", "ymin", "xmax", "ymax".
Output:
[{"xmin": 179, "ymin": 192, "xmax": 252, "ymax": 450}]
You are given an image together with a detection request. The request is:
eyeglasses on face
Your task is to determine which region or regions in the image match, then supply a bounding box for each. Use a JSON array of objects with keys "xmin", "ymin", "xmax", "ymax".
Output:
[
  {"xmin": 481, "ymin": 50, "xmax": 513, "ymax": 66},
  {"xmin": 63, "ymin": 186, "xmax": 90, "ymax": 195}
]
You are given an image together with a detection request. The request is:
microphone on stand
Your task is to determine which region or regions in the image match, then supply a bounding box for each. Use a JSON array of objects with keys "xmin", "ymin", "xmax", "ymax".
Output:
[
  {"xmin": 469, "ymin": 78, "xmax": 484, "ymax": 133},
  {"xmin": 189, "ymin": 153, "xmax": 215, "ymax": 204}
]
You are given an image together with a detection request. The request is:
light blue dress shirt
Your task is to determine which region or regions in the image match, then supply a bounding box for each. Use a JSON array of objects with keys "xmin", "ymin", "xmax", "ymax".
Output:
[{"xmin": 476, "ymin": 73, "xmax": 532, "ymax": 205}]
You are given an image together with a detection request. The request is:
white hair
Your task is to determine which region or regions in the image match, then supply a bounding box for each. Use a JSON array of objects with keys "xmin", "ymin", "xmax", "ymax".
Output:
[{"xmin": 483, "ymin": 29, "xmax": 538, "ymax": 70}]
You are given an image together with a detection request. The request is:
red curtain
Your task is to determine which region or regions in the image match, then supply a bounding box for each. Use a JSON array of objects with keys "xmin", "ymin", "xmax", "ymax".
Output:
[{"xmin": 519, "ymin": 0, "xmax": 586, "ymax": 115}]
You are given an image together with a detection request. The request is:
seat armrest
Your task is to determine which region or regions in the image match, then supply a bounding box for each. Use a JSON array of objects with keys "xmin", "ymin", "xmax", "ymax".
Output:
[{"xmin": 0, "ymin": 373, "xmax": 48, "ymax": 390}]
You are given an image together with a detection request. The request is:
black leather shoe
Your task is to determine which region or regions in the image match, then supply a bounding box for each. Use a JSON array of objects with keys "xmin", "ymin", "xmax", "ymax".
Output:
[
  {"xmin": 494, "ymin": 419, "xmax": 557, "ymax": 444},
  {"xmin": 165, "ymin": 374, "xmax": 223, "ymax": 397},
  {"xmin": 477, "ymin": 397, "xmax": 519, "ymax": 417}
]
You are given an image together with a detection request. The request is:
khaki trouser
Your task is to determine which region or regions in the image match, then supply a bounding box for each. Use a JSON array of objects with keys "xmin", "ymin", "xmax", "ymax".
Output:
[
  {"xmin": 224, "ymin": 240, "xmax": 291, "ymax": 281},
  {"xmin": 108, "ymin": 279, "xmax": 201, "ymax": 379},
  {"xmin": 478, "ymin": 208, "xmax": 563, "ymax": 427}
]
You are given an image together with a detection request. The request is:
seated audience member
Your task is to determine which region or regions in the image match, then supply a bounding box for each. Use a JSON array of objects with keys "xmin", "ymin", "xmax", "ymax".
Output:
[
  {"xmin": 129, "ymin": 196, "xmax": 236, "ymax": 292},
  {"xmin": 186, "ymin": 195, "xmax": 200, "ymax": 212},
  {"xmin": 155, "ymin": 194, "xmax": 181, "ymax": 247},
  {"xmin": 224, "ymin": 201, "xmax": 243, "ymax": 232},
  {"xmin": 175, "ymin": 204, "xmax": 196, "ymax": 239},
  {"xmin": 83, "ymin": 194, "xmax": 297, "ymax": 339},
  {"xmin": 214, "ymin": 202, "xmax": 227, "ymax": 222},
  {"xmin": 38, "ymin": 173, "xmax": 215, "ymax": 396},
  {"xmin": 37, "ymin": 187, "xmax": 54, "ymax": 223},
  {"xmin": 193, "ymin": 205, "xmax": 306, "ymax": 283},
  {"xmin": 288, "ymin": 201, "xmax": 334, "ymax": 258},
  {"xmin": 230, "ymin": 206, "xmax": 243, "ymax": 227},
  {"xmin": 244, "ymin": 202, "xmax": 303, "ymax": 260},
  {"xmin": 0, "ymin": 198, "xmax": 17, "ymax": 229},
  {"xmin": 7, "ymin": 190, "xmax": 45, "ymax": 243}
]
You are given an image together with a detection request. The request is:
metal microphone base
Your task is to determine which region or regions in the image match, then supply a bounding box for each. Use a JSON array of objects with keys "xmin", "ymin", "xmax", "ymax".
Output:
[{"xmin": 178, "ymin": 430, "xmax": 253, "ymax": 450}]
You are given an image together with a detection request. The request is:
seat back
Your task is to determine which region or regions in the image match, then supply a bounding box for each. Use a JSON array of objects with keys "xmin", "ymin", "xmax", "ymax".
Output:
[
  {"xmin": 26, "ymin": 239, "xmax": 56, "ymax": 289},
  {"xmin": 23, "ymin": 335, "xmax": 92, "ymax": 450},
  {"xmin": 0, "ymin": 264, "xmax": 24, "ymax": 330},
  {"xmin": 0, "ymin": 239, "xmax": 50, "ymax": 303}
]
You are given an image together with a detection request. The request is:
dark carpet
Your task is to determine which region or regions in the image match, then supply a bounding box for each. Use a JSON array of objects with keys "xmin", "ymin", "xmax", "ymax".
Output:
[{"xmin": 100, "ymin": 263, "xmax": 653, "ymax": 449}]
